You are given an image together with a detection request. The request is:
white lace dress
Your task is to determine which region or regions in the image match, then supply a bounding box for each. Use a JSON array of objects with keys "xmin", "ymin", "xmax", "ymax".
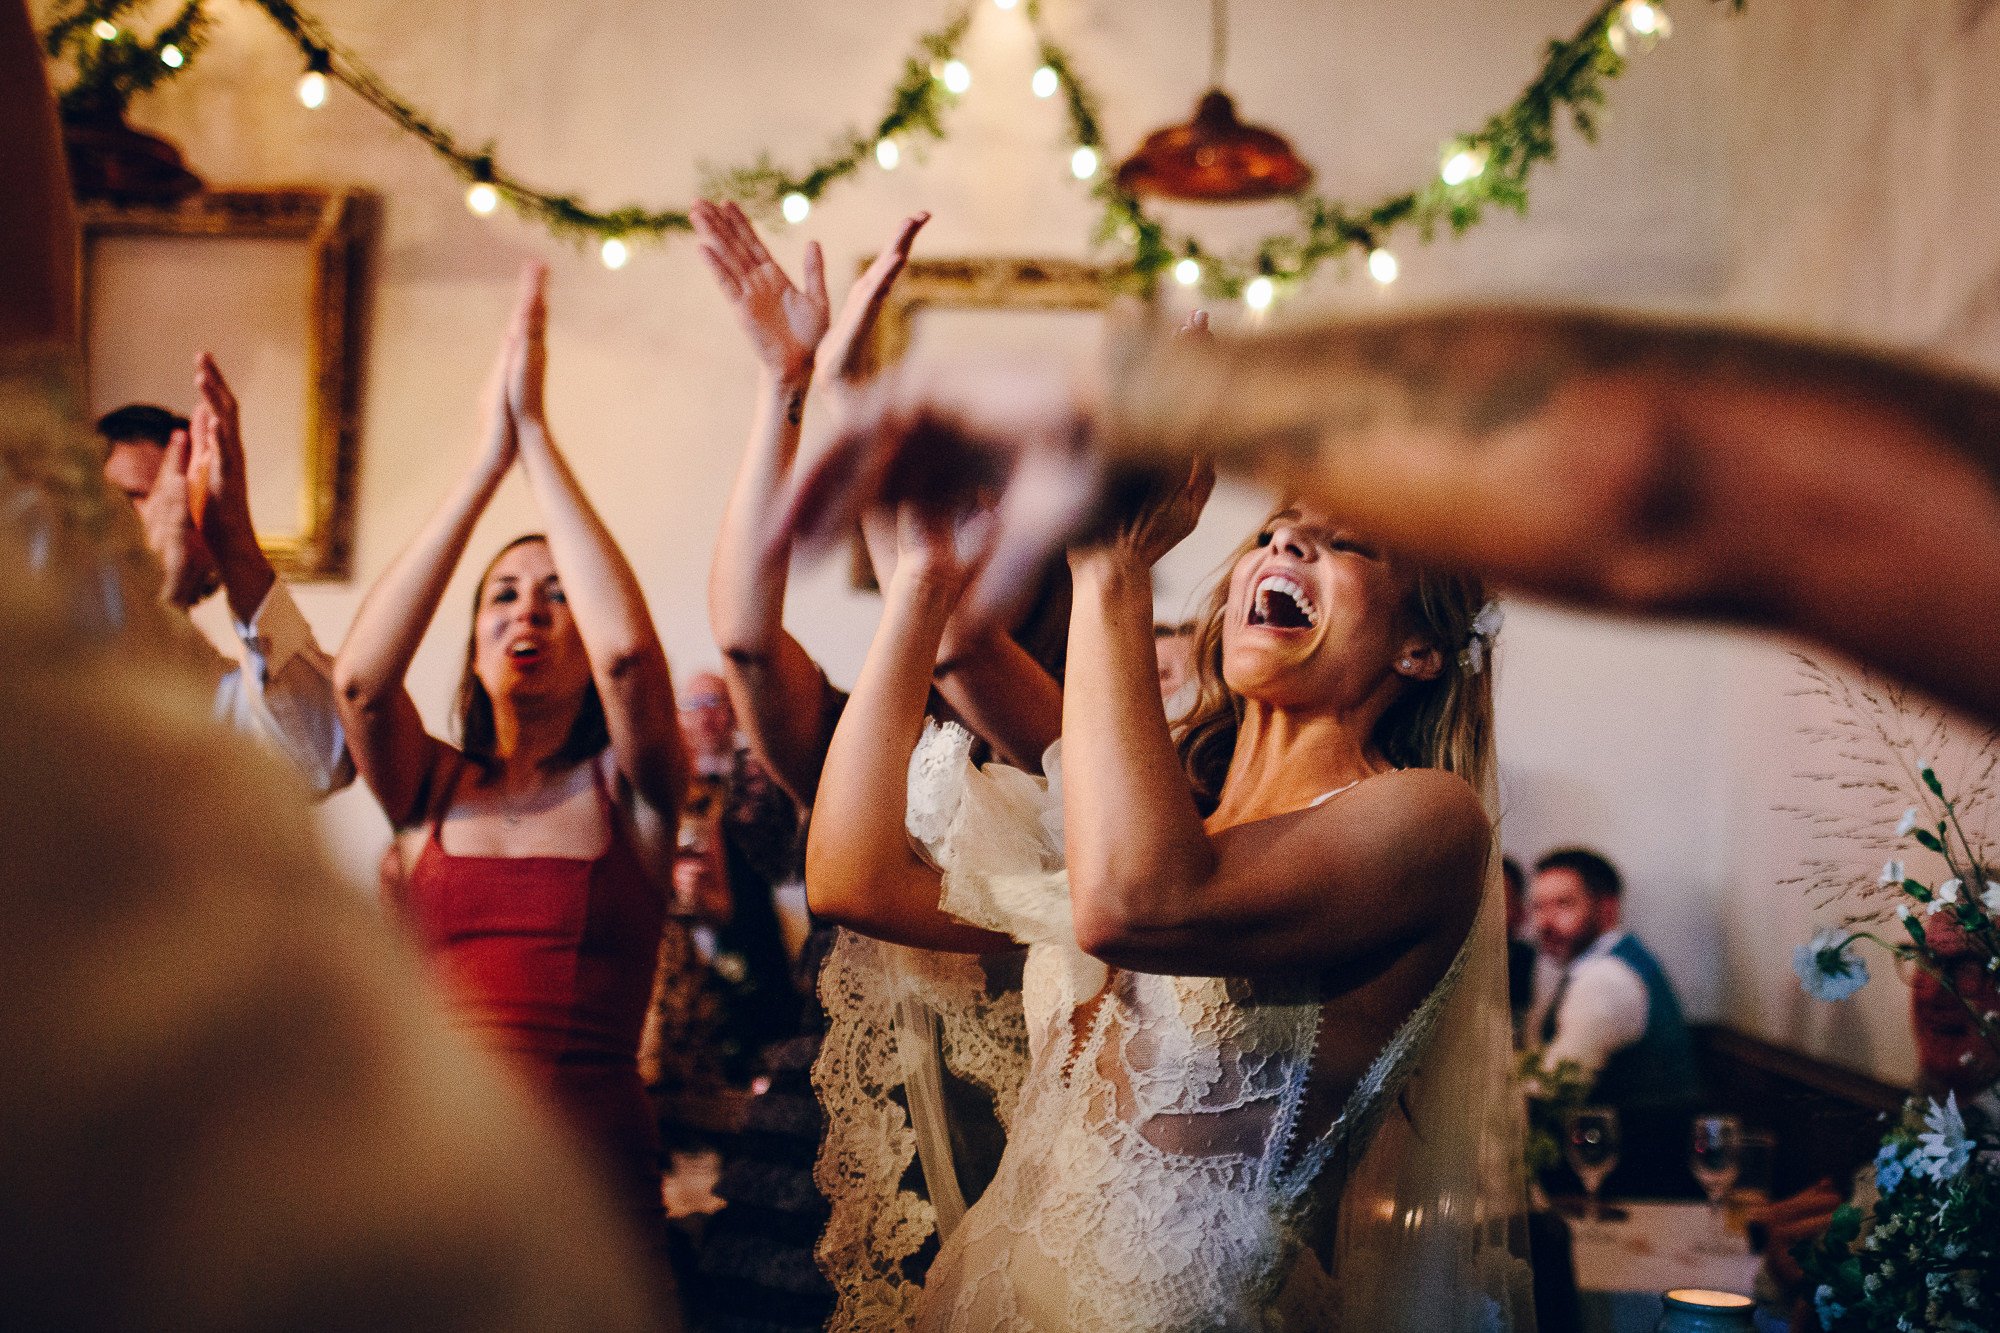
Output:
[{"xmin": 814, "ymin": 721, "xmax": 1482, "ymax": 1332}]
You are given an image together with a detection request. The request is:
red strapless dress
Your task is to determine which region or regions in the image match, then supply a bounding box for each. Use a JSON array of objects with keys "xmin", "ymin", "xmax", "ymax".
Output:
[{"xmin": 395, "ymin": 759, "xmax": 667, "ymax": 1245}]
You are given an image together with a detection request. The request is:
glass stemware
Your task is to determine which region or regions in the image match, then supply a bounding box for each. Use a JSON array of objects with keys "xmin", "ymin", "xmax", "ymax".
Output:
[
  {"xmin": 1690, "ymin": 1114, "xmax": 1744, "ymax": 1251},
  {"xmin": 1564, "ymin": 1106, "xmax": 1622, "ymax": 1226}
]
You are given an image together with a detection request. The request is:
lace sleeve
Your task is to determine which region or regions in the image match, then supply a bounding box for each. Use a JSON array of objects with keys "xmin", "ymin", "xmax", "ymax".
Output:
[{"xmin": 813, "ymin": 722, "xmax": 1036, "ymax": 1331}]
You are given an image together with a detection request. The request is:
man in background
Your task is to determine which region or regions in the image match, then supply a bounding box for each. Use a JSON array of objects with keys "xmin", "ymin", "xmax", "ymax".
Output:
[
  {"xmin": 1502, "ymin": 855, "xmax": 1537, "ymax": 1041},
  {"xmin": 98, "ymin": 353, "xmax": 351, "ymax": 796},
  {"xmin": 1530, "ymin": 846, "xmax": 1700, "ymax": 1195}
]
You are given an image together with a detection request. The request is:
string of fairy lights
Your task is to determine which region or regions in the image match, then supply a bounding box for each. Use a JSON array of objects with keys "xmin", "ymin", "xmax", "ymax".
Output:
[{"xmin": 45, "ymin": 0, "xmax": 1740, "ymax": 306}]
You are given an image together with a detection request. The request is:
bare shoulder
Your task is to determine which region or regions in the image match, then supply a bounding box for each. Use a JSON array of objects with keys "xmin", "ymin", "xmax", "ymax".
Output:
[{"xmin": 1311, "ymin": 766, "xmax": 1491, "ymax": 907}]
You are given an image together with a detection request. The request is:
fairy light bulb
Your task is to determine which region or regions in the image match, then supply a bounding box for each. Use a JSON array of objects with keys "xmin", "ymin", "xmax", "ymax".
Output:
[
  {"xmin": 600, "ymin": 237, "xmax": 630, "ymax": 270},
  {"xmin": 1440, "ymin": 146, "xmax": 1487, "ymax": 186},
  {"xmin": 1032, "ymin": 65, "xmax": 1059, "ymax": 99},
  {"xmin": 995, "ymin": 0, "xmax": 1019, "ymax": 9},
  {"xmin": 1609, "ymin": 0, "xmax": 1673, "ymax": 56},
  {"xmin": 160, "ymin": 43, "xmax": 184, "ymax": 68},
  {"xmin": 875, "ymin": 138, "xmax": 900, "ymax": 170},
  {"xmin": 1071, "ymin": 145, "xmax": 1099, "ymax": 180},
  {"xmin": 92, "ymin": 19, "xmax": 118, "ymax": 40},
  {"xmin": 1367, "ymin": 247, "xmax": 1400, "ymax": 285},
  {"xmin": 297, "ymin": 69, "xmax": 328, "ymax": 109},
  {"xmin": 1174, "ymin": 258, "xmax": 1201, "ymax": 287},
  {"xmin": 1244, "ymin": 276, "xmax": 1275, "ymax": 311},
  {"xmin": 940, "ymin": 60, "xmax": 972, "ymax": 95},
  {"xmin": 781, "ymin": 192, "xmax": 811, "ymax": 225},
  {"xmin": 465, "ymin": 181, "xmax": 499, "ymax": 216}
]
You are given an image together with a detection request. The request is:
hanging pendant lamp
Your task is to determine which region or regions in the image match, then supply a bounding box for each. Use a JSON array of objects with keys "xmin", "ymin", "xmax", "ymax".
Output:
[{"xmin": 1115, "ymin": 0, "xmax": 1313, "ymax": 202}]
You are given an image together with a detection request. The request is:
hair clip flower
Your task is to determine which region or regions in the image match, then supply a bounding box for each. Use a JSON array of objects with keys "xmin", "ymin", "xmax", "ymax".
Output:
[{"xmin": 1459, "ymin": 600, "xmax": 1504, "ymax": 675}]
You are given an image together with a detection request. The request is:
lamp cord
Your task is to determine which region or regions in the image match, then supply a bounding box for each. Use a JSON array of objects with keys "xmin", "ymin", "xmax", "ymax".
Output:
[{"xmin": 1210, "ymin": 0, "xmax": 1227, "ymax": 88}]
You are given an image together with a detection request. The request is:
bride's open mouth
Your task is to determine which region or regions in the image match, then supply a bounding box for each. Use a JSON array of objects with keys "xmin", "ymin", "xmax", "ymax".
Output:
[{"xmin": 1246, "ymin": 572, "xmax": 1320, "ymax": 632}]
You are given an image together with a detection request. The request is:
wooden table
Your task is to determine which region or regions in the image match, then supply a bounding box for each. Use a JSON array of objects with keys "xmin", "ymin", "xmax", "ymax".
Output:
[{"xmin": 1570, "ymin": 1201, "xmax": 1762, "ymax": 1333}]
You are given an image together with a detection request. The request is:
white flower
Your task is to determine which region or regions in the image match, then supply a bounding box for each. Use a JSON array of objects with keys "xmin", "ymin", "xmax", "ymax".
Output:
[
  {"xmin": 1925, "ymin": 900, "xmax": 1945, "ymax": 916},
  {"xmin": 1896, "ymin": 903, "xmax": 1913, "ymax": 921},
  {"xmin": 1814, "ymin": 1287, "xmax": 1845, "ymax": 1327},
  {"xmin": 1897, "ymin": 806, "xmax": 1920, "ymax": 836},
  {"xmin": 1881, "ymin": 859, "xmax": 1908, "ymax": 885},
  {"xmin": 1982, "ymin": 881, "xmax": 2000, "ymax": 912},
  {"xmin": 1912, "ymin": 1093, "xmax": 1974, "ymax": 1181},
  {"xmin": 1794, "ymin": 929, "xmax": 1870, "ymax": 1001},
  {"xmin": 1938, "ymin": 878, "xmax": 1962, "ymax": 905},
  {"xmin": 1459, "ymin": 601, "xmax": 1504, "ymax": 675}
]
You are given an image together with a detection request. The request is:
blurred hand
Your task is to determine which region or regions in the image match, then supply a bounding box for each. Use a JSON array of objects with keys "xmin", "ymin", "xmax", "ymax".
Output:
[
  {"xmin": 692, "ymin": 199, "xmax": 828, "ymax": 383},
  {"xmin": 773, "ymin": 358, "xmax": 1110, "ymax": 629},
  {"xmin": 891, "ymin": 499, "xmax": 994, "ymax": 601},
  {"xmin": 139, "ymin": 428, "xmax": 219, "ymax": 609},
  {"xmin": 188, "ymin": 353, "xmax": 257, "ymax": 555}
]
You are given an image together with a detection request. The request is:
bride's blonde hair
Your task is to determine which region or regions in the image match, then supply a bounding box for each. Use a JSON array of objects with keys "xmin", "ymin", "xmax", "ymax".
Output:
[{"xmin": 1176, "ymin": 523, "xmax": 1496, "ymax": 812}]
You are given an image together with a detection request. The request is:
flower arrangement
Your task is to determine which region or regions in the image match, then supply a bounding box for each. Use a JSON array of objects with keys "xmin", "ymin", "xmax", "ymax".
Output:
[
  {"xmin": 1797, "ymin": 1095, "xmax": 1998, "ymax": 1332},
  {"xmin": 1783, "ymin": 660, "xmax": 2000, "ymax": 1331}
]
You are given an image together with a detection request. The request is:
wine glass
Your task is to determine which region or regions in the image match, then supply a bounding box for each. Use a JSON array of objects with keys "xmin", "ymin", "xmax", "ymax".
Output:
[
  {"xmin": 1690, "ymin": 1114, "xmax": 1743, "ymax": 1249},
  {"xmin": 1564, "ymin": 1106, "xmax": 1621, "ymax": 1225}
]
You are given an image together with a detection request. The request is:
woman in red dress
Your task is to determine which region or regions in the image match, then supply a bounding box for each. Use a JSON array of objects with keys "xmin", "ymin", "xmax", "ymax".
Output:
[{"xmin": 335, "ymin": 265, "xmax": 688, "ymax": 1295}]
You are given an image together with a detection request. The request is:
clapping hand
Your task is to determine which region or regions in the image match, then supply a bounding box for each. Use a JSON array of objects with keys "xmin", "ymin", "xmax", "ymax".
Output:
[
  {"xmin": 504, "ymin": 262, "xmax": 550, "ymax": 428},
  {"xmin": 693, "ymin": 199, "xmax": 828, "ymax": 384},
  {"xmin": 819, "ymin": 211, "xmax": 930, "ymax": 405},
  {"xmin": 188, "ymin": 353, "xmax": 257, "ymax": 558},
  {"xmin": 138, "ymin": 427, "xmax": 220, "ymax": 609}
]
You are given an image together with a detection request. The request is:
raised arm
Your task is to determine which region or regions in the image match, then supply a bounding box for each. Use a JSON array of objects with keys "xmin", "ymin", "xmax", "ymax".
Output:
[
  {"xmin": 505, "ymin": 265, "xmax": 686, "ymax": 822},
  {"xmin": 777, "ymin": 308, "xmax": 2000, "ymax": 732},
  {"xmin": 697, "ymin": 200, "xmax": 835, "ymax": 804},
  {"xmin": 806, "ymin": 506, "xmax": 1015, "ymax": 954},
  {"xmin": 333, "ymin": 302, "xmax": 517, "ymax": 827},
  {"xmin": 698, "ymin": 202, "xmax": 928, "ymax": 804},
  {"xmin": 859, "ymin": 508, "xmax": 1063, "ymax": 772},
  {"xmin": 1059, "ymin": 473, "xmax": 1486, "ymax": 977}
]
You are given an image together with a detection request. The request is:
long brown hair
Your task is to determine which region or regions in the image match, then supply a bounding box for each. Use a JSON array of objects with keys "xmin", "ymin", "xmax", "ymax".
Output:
[
  {"xmin": 1176, "ymin": 521, "xmax": 1495, "ymax": 813},
  {"xmin": 454, "ymin": 534, "xmax": 608, "ymax": 777}
]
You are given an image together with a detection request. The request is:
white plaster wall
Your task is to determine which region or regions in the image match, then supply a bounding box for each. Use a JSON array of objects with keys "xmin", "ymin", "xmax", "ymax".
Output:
[
  {"xmin": 1707, "ymin": 0, "xmax": 2000, "ymax": 1085},
  {"xmin": 92, "ymin": 2, "xmax": 1838, "ymax": 1064}
]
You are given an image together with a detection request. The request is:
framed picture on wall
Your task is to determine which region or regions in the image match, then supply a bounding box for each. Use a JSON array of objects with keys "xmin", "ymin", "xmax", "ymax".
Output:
[
  {"xmin": 851, "ymin": 256, "xmax": 1115, "ymax": 589},
  {"xmin": 80, "ymin": 187, "xmax": 373, "ymax": 581}
]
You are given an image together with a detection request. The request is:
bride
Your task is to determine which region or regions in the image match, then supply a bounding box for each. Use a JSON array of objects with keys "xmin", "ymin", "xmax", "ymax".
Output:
[{"xmin": 806, "ymin": 470, "xmax": 1531, "ymax": 1329}]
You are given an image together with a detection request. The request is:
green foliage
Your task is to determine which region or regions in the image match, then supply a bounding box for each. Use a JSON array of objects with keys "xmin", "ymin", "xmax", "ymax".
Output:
[
  {"xmin": 38, "ymin": 0, "xmax": 1748, "ymax": 282},
  {"xmin": 1798, "ymin": 1098, "xmax": 1999, "ymax": 1332},
  {"xmin": 1518, "ymin": 1047, "xmax": 1595, "ymax": 1175},
  {"xmin": 44, "ymin": 0, "xmax": 211, "ymax": 121}
]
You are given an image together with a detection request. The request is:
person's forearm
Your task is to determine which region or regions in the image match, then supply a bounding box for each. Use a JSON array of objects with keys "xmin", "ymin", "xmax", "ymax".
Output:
[
  {"xmin": 933, "ymin": 629, "xmax": 1062, "ymax": 772},
  {"xmin": 709, "ymin": 370, "xmax": 833, "ymax": 805},
  {"xmin": 805, "ymin": 569, "xmax": 953, "ymax": 923},
  {"xmin": 1106, "ymin": 308, "xmax": 2000, "ymax": 727},
  {"xmin": 211, "ymin": 524, "xmax": 277, "ymax": 629},
  {"xmin": 513, "ymin": 419, "xmax": 661, "ymax": 671},
  {"xmin": 336, "ymin": 455, "xmax": 504, "ymax": 704},
  {"xmin": 709, "ymin": 371, "xmax": 811, "ymax": 657},
  {"xmin": 1061, "ymin": 551, "xmax": 1216, "ymax": 946}
]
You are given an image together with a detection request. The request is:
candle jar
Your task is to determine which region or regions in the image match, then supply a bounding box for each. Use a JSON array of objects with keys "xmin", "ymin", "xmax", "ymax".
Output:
[{"xmin": 1656, "ymin": 1288, "xmax": 1756, "ymax": 1332}]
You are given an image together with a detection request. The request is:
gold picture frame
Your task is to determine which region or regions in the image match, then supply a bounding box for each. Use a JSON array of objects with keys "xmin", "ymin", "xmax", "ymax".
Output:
[
  {"xmin": 80, "ymin": 187, "xmax": 373, "ymax": 581},
  {"xmin": 851, "ymin": 256, "xmax": 1116, "ymax": 588}
]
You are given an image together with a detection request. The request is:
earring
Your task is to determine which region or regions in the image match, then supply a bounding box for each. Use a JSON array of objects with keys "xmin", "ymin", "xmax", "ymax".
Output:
[{"xmin": 1398, "ymin": 657, "xmax": 1414, "ymax": 671}]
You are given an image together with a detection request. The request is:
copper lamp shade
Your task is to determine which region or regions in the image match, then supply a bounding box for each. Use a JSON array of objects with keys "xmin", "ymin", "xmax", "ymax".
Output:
[{"xmin": 1115, "ymin": 89, "xmax": 1312, "ymax": 202}]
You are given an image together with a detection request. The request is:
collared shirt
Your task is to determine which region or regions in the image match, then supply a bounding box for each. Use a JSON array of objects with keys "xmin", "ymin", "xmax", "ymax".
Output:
[
  {"xmin": 1534, "ymin": 929, "xmax": 1651, "ymax": 1077},
  {"xmin": 204, "ymin": 580, "xmax": 353, "ymax": 798}
]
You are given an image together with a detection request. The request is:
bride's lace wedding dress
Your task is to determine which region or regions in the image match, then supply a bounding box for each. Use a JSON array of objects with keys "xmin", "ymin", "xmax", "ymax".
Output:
[{"xmin": 814, "ymin": 721, "xmax": 1532, "ymax": 1332}]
